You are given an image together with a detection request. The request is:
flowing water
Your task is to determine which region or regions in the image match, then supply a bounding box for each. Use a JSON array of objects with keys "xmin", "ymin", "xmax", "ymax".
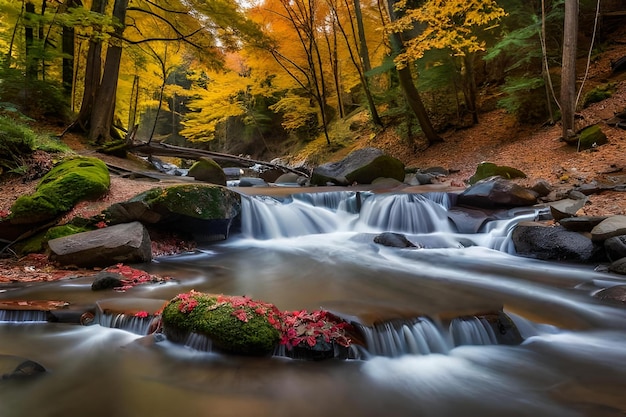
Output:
[{"xmin": 1, "ymin": 189, "xmax": 626, "ymax": 417}]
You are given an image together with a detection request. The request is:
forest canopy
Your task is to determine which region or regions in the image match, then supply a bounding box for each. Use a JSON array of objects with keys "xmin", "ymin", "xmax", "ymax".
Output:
[{"xmin": 0, "ymin": 0, "xmax": 621, "ymax": 159}]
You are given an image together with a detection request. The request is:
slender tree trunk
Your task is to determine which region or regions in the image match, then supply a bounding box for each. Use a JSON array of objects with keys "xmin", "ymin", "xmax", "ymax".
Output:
[
  {"xmin": 385, "ymin": 0, "xmax": 441, "ymax": 145},
  {"xmin": 24, "ymin": 2, "xmax": 37, "ymax": 80},
  {"xmin": 353, "ymin": 0, "xmax": 371, "ymax": 72},
  {"xmin": 88, "ymin": 0, "xmax": 129, "ymax": 144},
  {"xmin": 560, "ymin": 0, "xmax": 578, "ymax": 140},
  {"xmin": 461, "ymin": 53, "xmax": 478, "ymax": 125},
  {"xmin": 39, "ymin": 0, "xmax": 46, "ymax": 80},
  {"xmin": 72, "ymin": 0, "xmax": 107, "ymax": 131},
  {"xmin": 61, "ymin": 0, "xmax": 77, "ymax": 95}
]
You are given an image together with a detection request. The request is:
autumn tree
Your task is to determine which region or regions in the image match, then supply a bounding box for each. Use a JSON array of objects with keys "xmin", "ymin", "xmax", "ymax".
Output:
[
  {"xmin": 560, "ymin": 0, "xmax": 577, "ymax": 140},
  {"xmin": 391, "ymin": 0, "xmax": 506, "ymax": 125}
]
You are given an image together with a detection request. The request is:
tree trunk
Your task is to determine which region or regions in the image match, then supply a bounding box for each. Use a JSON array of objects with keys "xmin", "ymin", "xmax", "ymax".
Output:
[
  {"xmin": 462, "ymin": 53, "xmax": 479, "ymax": 125},
  {"xmin": 88, "ymin": 0, "xmax": 129, "ymax": 144},
  {"xmin": 353, "ymin": 0, "xmax": 371, "ymax": 72},
  {"xmin": 560, "ymin": 0, "xmax": 578, "ymax": 140},
  {"xmin": 61, "ymin": 0, "xmax": 77, "ymax": 95},
  {"xmin": 385, "ymin": 0, "xmax": 441, "ymax": 145},
  {"xmin": 24, "ymin": 1, "xmax": 36, "ymax": 80},
  {"xmin": 72, "ymin": 0, "xmax": 107, "ymax": 131}
]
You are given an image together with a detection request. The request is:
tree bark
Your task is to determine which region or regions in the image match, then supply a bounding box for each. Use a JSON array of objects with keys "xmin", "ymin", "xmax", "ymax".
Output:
[
  {"xmin": 72, "ymin": 0, "xmax": 107, "ymax": 131},
  {"xmin": 560, "ymin": 0, "xmax": 578, "ymax": 140},
  {"xmin": 24, "ymin": 1, "xmax": 37, "ymax": 80},
  {"xmin": 385, "ymin": 0, "xmax": 441, "ymax": 145},
  {"xmin": 88, "ymin": 0, "xmax": 129, "ymax": 144},
  {"xmin": 61, "ymin": 0, "xmax": 77, "ymax": 95}
]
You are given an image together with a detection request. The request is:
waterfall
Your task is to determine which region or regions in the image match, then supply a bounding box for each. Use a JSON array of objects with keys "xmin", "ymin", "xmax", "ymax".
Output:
[
  {"xmin": 240, "ymin": 191, "xmax": 457, "ymax": 239},
  {"xmin": 0, "ymin": 309, "xmax": 48, "ymax": 322},
  {"xmin": 96, "ymin": 313, "xmax": 153, "ymax": 335},
  {"xmin": 357, "ymin": 193, "xmax": 454, "ymax": 234},
  {"xmin": 449, "ymin": 317, "xmax": 499, "ymax": 346}
]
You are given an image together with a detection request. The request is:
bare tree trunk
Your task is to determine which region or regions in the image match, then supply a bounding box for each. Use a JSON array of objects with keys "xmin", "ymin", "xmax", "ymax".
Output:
[
  {"xmin": 88, "ymin": 0, "xmax": 129, "ymax": 144},
  {"xmin": 560, "ymin": 0, "xmax": 578, "ymax": 140},
  {"xmin": 24, "ymin": 2, "xmax": 37, "ymax": 80},
  {"xmin": 71, "ymin": 0, "xmax": 107, "ymax": 131},
  {"xmin": 353, "ymin": 0, "xmax": 371, "ymax": 72},
  {"xmin": 385, "ymin": 0, "xmax": 441, "ymax": 145},
  {"xmin": 61, "ymin": 0, "xmax": 77, "ymax": 95}
]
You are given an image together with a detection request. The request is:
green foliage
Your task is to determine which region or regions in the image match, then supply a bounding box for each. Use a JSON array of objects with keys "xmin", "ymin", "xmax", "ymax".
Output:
[
  {"xmin": 0, "ymin": 66, "xmax": 71, "ymax": 121},
  {"xmin": 497, "ymin": 76, "xmax": 549, "ymax": 123},
  {"xmin": 0, "ymin": 115, "xmax": 37, "ymax": 174},
  {"xmin": 582, "ymin": 83, "xmax": 614, "ymax": 108}
]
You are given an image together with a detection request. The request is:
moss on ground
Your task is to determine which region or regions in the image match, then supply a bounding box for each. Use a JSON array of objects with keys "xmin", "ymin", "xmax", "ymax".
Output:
[{"xmin": 9, "ymin": 156, "xmax": 110, "ymax": 223}]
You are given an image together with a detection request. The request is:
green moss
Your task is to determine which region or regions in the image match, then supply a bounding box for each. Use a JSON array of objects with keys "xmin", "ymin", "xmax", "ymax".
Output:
[
  {"xmin": 130, "ymin": 184, "xmax": 241, "ymax": 220},
  {"xmin": 583, "ymin": 83, "xmax": 614, "ymax": 108},
  {"xmin": 577, "ymin": 124, "xmax": 608, "ymax": 150},
  {"xmin": 44, "ymin": 224, "xmax": 90, "ymax": 241},
  {"xmin": 162, "ymin": 292, "xmax": 280, "ymax": 356},
  {"xmin": 469, "ymin": 162, "xmax": 526, "ymax": 184},
  {"xmin": 10, "ymin": 156, "xmax": 110, "ymax": 223}
]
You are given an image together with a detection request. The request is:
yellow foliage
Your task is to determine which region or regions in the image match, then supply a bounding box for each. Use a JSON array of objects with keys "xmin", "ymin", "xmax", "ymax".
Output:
[
  {"xmin": 268, "ymin": 95, "xmax": 319, "ymax": 131},
  {"xmin": 390, "ymin": 0, "xmax": 506, "ymax": 68}
]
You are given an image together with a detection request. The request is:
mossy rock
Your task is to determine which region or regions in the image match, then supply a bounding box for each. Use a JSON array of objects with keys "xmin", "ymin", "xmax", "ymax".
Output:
[
  {"xmin": 128, "ymin": 184, "xmax": 241, "ymax": 221},
  {"xmin": 188, "ymin": 157, "xmax": 227, "ymax": 186},
  {"xmin": 576, "ymin": 124, "xmax": 608, "ymax": 150},
  {"xmin": 161, "ymin": 292, "xmax": 281, "ymax": 356},
  {"xmin": 16, "ymin": 224, "xmax": 91, "ymax": 255},
  {"xmin": 469, "ymin": 162, "xmax": 526, "ymax": 185},
  {"xmin": 9, "ymin": 156, "xmax": 110, "ymax": 224}
]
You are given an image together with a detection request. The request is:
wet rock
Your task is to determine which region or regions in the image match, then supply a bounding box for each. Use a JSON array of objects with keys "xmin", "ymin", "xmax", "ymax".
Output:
[
  {"xmin": 608, "ymin": 258, "xmax": 626, "ymax": 275},
  {"xmin": 605, "ymin": 235, "xmax": 626, "ymax": 262},
  {"xmin": 91, "ymin": 271, "xmax": 124, "ymax": 291},
  {"xmin": 238, "ymin": 177, "xmax": 269, "ymax": 187},
  {"xmin": 188, "ymin": 157, "xmax": 227, "ymax": 186},
  {"xmin": 311, "ymin": 147, "xmax": 405, "ymax": 186},
  {"xmin": 511, "ymin": 222, "xmax": 605, "ymax": 262},
  {"xmin": 591, "ymin": 215, "xmax": 626, "ymax": 242},
  {"xmin": 48, "ymin": 221, "xmax": 152, "ymax": 268},
  {"xmin": 530, "ymin": 179, "xmax": 553, "ymax": 197},
  {"xmin": 373, "ymin": 232, "xmax": 418, "ymax": 248},
  {"xmin": 559, "ymin": 216, "xmax": 608, "ymax": 232},
  {"xmin": 447, "ymin": 207, "xmax": 494, "ymax": 234},
  {"xmin": 457, "ymin": 177, "xmax": 538, "ymax": 209},
  {"xmin": 595, "ymin": 285, "xmax": 626, "ymax": 303},
  {"xmin": 468, "ymin": 162, "xmax": 526, "ymax": 185},
  {"xmin": 103, "ymin": 184, "xmax": 242, "ymax": 241},
  {"xmin": 2, "ymin": 360, "xmax": 46, "ymax": 380},
  {"xmin": 549, "ymin": 197, "xmax": 588, "ymax": 221}
]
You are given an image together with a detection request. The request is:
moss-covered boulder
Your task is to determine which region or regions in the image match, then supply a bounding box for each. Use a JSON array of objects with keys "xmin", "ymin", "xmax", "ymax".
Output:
[
  {"xmin": 565, "ymin": 124, "xmax": 608, "ymax": 150},
  {"xmin": 161, "ymin": 291, "xmax": 281, "ymax": 356},
  {"xmin": 311, "ymin": 147, "xmax": 405, "ymax": 186},
  {"xmin": 188, "ymin": 157, "xmax": 226, "ymax": 186},
  {"xmin": 9, "ymin": 156, "xmax": 110, "ymax": 224},
  {"xmin": 468, "ymin": 162, "xmax": 526, "ymax": 185},
  {"xmin": 103, "ymin": 184, "xmax": 241, "ymax": 242}
]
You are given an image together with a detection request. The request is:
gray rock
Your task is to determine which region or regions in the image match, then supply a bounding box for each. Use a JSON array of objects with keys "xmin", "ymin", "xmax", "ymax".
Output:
[
  {"xmin": 530, "ymin": 179, "xmax": 552, "ymax": 197},
  {"xmin": 457, "ymin": 177, "xmax": 538, "ymax": 209},
  {"xmin": 373, "ymin": 232, "xmax": 418, "ymax": 248},
  {"xmin": 2, "ymin": 360, "xmax": 46, "ymax": 380},
  {"xmin": 511, "ymin": 222, "xmax": 604, "ymax": 262},
  {"xmin": 275, "ymin": 172, "xmax": 301, "ymax": 185},
  {"xmin": 310, "ymin": 147, "xmax": 405, "ymax": 186},
  {"xmin": 595, "ymin": 284, "xmax": 626, "ymax": 302},
  {"xmin": 559, "ymin": 216, "xmax": 608, "ymax": 232},
  {"xmin": 591, "ymin": 215, "xmax": 626, "ymax": 242},
  {"xmin": 48, "ymin": 221, "xmax": 152, "ymax": 268},
  {"xmin": 549, "ymin": 197, "xmax": 588, "ymax": 221},
  {"xmin": 238, "ymin": 177, "xmax": 269, "ymax": 187},
  {"xmin": 605, "ymin": 235, "xmax": 626, "ymax": 262},
  {"xmin": 608, "ymin": 258, "xmax": 626, "ymax": 275},
  {"xmin": 91, "ymin": 271, "xmax": 124, "ymax": 291}
]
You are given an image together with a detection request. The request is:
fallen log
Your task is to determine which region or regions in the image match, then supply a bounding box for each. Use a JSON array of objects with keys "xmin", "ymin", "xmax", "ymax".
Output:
[{"xmin": 129, "ymin": 141, "xmax": 309, "ymax": 177}]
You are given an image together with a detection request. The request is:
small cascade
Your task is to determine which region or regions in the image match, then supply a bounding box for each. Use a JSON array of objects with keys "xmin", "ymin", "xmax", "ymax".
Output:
[
  {"xmin": 449, "ymin": 317, "xmax": 499, "ymax": 346},
  {"xmin": 292, "ymin": 191, "xmax": 365, "ymax": 213},
  {"xmin": 96, "ymin": 313, "xmax": 153, "ymax": 335},
  {"xmin": 355, "ymin": 193, "xmax": 454, "ymax": 234},
  {"xmin": 0, "ymin": 309, "xmax": 48, "ymax": 323},
  {"xmin": 353, "ymin": 318, "xmax": 451, "ymax": 358},
  {"xmin": 241, "ymin": 194, "xmax": 352, "ymax": 239},
  {"xmin": 183, "ymin": 332, "xmax": 213, "ymax": 352}
]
